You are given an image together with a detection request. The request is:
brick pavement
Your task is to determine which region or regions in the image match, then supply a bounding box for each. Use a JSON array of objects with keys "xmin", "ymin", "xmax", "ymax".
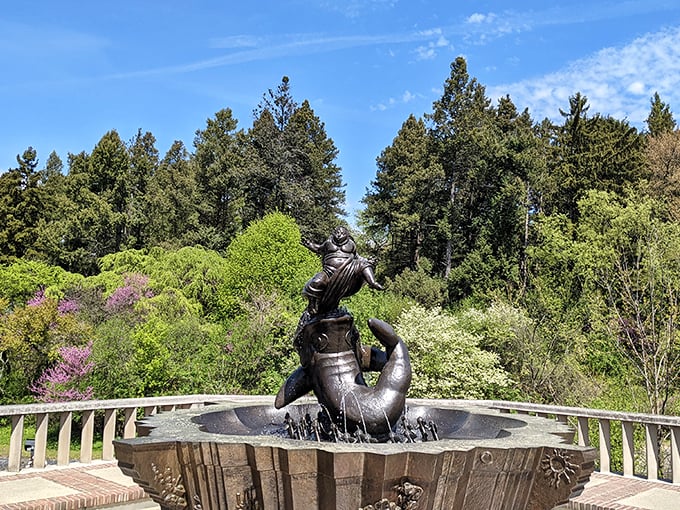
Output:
[
  {"xmin": 2, "ymin": 464, "xmax": 680, "ymax": 509},
  {"xmin": 0, "ymin": 462, "xmax": 152, "ymax": 510},
  {"xmin": 568, "ymin": 472, "xmax": 680, "ymax": 510}
]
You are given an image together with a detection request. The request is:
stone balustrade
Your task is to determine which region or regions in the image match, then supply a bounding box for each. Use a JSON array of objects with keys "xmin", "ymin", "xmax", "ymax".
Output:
[
  {"xmin": 0, "ymin": 394, "xmax": 242, "ymax": 472},
  {"xmin": 2, "ymin": 395, "xmax": 679, "ymax": 485}
]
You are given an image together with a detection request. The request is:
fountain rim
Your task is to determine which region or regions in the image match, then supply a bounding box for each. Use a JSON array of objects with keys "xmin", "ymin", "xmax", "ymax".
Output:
[{"xmin": 118, "ymin": 396, "xmax": 593, "ymax": 456}]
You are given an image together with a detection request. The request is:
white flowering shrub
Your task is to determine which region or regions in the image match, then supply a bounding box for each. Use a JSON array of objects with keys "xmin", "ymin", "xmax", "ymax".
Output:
[{"xmin": 396, "ymin": 304, "xmax": 511, "ymax": 399}]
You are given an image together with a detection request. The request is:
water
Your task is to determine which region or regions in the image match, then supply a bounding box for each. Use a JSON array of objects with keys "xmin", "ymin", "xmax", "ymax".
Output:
[{"xmin": 280, "ymin": 406, "xmax": 439, "ymax": 444}]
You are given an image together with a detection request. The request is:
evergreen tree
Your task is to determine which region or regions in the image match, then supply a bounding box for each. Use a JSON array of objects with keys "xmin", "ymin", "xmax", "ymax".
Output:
[
  {"xmin": 543, "ymin": 93, "xmax": 646, "ymax": 220},
  {"xmin": 362, "ymin": 114, "xmax": 444, "ymax": 276},
  {"xmin": 87, "ymin": 130, "xmax": 131, "ymax": 251},
  {"xmin": 193, "ymin": 108, "xmax": 247, "ymax": 251},
  {"xmin": 127, "ymin": 130, "xmax": 159, "ymax": 249},
  {"xmin": 41, "ymin": 151, "xmax": 64, "ymax": 185},
  {"xmin": 645, "ymin": 92, "xmax": 676, "ymax": 137},
  {"xmin": 248, "ymin": 77, "xmax": 345, "ymax": 238},
  {"xmin": 0, "ymin": 148, "xmax": 47, "ymax": 262},
  {"xmin": 146, "ymin": 141, "xmax": 201, "ymax": 247},
  {"xmin": 428, "ymin": 57, "xmax": 495, "ymax": 278}
]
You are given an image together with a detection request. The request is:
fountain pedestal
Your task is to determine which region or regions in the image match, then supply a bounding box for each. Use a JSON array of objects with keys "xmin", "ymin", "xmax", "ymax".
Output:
[{"xmin": 114, "ymin": 396, "xmax": 596, "ymax": 510}]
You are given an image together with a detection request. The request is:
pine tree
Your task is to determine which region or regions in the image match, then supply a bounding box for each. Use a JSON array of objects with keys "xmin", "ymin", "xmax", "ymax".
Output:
[
  {"xmin": 645, "ymin": 92, "xmax": 676, "ymax": 137},
  {"xmin": 193, "ymin": 108, "xmax": 247, "ymax": 250},
  {"xmin": 248, "ymin": 77, "xmax": 345, "ymax": 238},
  {"xmin": 362, "ymin": 114, "xmax": 443, "ymax": 276}
]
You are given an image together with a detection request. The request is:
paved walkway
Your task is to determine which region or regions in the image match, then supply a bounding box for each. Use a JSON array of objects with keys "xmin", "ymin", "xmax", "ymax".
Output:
[
  {"xmin": 568, "ymin": 472, "xmax": 680, "ymax": 510},
  {"xmin": 1, "ymin": 464, "xmax": 680, "ymax": 509},
  {"xmin": 0, "ymin": 461, "xmax": 157, "ymax": 510}
]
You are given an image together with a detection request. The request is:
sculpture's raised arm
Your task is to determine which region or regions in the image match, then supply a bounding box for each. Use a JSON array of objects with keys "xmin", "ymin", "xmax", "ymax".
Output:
[{"xmin": 301, "ymin": 237, "xmax": 324, "ymax": 254}]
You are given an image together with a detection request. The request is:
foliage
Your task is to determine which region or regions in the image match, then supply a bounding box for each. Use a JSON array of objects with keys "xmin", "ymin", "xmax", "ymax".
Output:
[
  {"xmin": 30, "ymin": 342, "xmax": 94, "ymax": 402},
  {"xmin": 0, "ymin": 259, "xmax": 82, "ymax": 306},
  {"xmin": 386, "ymin": 259, "xmax": 448, "ymax": 308},
  {"xmin": 396, "ymin": 304, "xmax": 511, "ymax": 399},
  {"xmin": 575, "ymin": 190, "xmax": 680, "ymax": 415},
  {"xmin": 219, "ymin": 290, "xmax": 299, "ymax": 394},
  {"xmin": 0, "ymin": 292, "xmax": 93, "ymax": 403},
  {"xmin": 221, "ymin": 212, "xmax": 318, "ymax": 316}
]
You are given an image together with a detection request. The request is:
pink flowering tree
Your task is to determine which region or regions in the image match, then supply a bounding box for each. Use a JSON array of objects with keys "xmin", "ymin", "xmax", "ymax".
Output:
[
  {"xmin": 30, "ymin": 342, "xmax": 95, "ymax": 402},
  {"xmin": 104, "ymin": 273, "xmax": 154, "ymax": 315}
]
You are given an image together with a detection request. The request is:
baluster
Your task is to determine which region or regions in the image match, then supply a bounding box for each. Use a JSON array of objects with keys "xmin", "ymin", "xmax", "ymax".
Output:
[
  {"xmin": 671, "ymin": 426, "xmax": 680, "ymax": 484},
  {"xmin": 622, "ymin": 421, "xmax": 634, "ymax": 477},
  {"xmin": 645, "ymin": 423, "xmax": 659, "ymax": 481},
  {"xmin": 58, "ymin": 411, "xmax": 72, "ymax": 466},
  {"xmin": 34, "ymin": 413, "xmax": 49, "ymax": 469},
  {"xmin": 80, "ymin": 410, "xmax": 95, "ymax": 463},
  {"xmin": 577, "ymin": 416, "xmax": 590, "ymax": 446},
  {"xmin": 8, "ymin": 414, "xmax": 24, "ymax": 472},
  {"xmin": 102, "ymin": 408, "xmax": 116, "ymax": 460},
  {"xmin": 599, "ymin": 419, "xmax": 611, "ymax": 474},
  {"xmin": 123, "ymin": 407, "xmax": 137, "ymax": 438}
]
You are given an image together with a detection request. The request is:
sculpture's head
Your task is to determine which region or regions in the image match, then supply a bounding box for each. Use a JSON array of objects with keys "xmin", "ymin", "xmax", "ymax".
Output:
[{"xmin": 332, "ymin": 225, "xmax": 349, "ymax": 245}]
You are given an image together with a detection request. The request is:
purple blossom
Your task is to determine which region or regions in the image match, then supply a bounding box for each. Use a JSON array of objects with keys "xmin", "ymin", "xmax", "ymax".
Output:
[
  {"xmin": 30, "ymin": 342, "xmax": 95, "ymax": 402},
  {"xmin": 105, "ymin": 273, "xmax": 154, "ymax": 314},
  {"xmin": 27, "ymin": 288, "xmax": 47, "ymax": 307},
  {"xmin": 57, "ymin": 298, "xmax": 79, "ymax": 315}
]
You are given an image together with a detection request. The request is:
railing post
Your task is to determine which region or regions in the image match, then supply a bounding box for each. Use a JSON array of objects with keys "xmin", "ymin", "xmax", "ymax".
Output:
[
  {"xmin": 58, "ymin": 411, "xmax": 73, "ymax": 466},
  {"xmin": 622, "ymin": 421, "xmax": 634, "ymax": 477},
  {"xmin": 34, "ymin": 413, "xmax": 49, "ymax": 469},
  {"xmin": 102, "ymin": 408, "xmax": 116, "ymax": 460},
  {"xmin": 80, "ymin": 409, "xmax": 95, "ymax": 463},
  {"xmin": 8, "ymin": 414, "xmax": 24, "ymax": 472},
  {"xmin": 672, "ymin": 426, "xmax": 680, "ymax": 484},
  {"xmin": 645, "ymin": 423, "xmax": 659, "ymax": 481},
  {"xmin": 123, "ymin": 407, "xmax": 137, "ymax": 438},
  {"xmin": 577, "ymin": 416, "xmax": 590, "ymax": 446},
  {"xmin": 555, "ymin": 414, "xmax": 568, "ymax": 424},
  {"xmin": 599, "ymin": 419, "xmax": 611, "ymax": 474},
  {"xmin": 144, "ymin": 406, "xmax": 156, "ymax": 417}
]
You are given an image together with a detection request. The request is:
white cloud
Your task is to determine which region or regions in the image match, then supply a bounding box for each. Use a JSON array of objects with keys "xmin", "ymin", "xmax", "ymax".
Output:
[
  {"xmin": 466, "ymin": 13, "xmax": 491, "ymax": 24},
  {"xmin": 415, "ymin": 45, "xmax": 436, "ymax": 60},
  {"xmin": 321, "ymin": 0, "xmax": 397, "ymax": 19},
  {"xmin": 371, "ymin": 90, "xmax": 420, "ymax": 111},
  {"xmin": 627, "ymin": 81, "xmax": 646, "ymax": 95},
  {"xmin": 486, "ymin": 26, "xmax": 680, "ymax": 127},
  {"xmin": 413, "ymin": 28, "xmax": 452, "ymax": 60}
]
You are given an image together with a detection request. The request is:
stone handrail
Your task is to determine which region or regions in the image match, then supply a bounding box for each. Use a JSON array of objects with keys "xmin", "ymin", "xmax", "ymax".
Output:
[
  {"xmin": 2, "ymin": 395, "xmax": 680, "ymax": 483},
  {"xmin": 0, "ymin": 394, "xmax": 250, "ymax": 472}
]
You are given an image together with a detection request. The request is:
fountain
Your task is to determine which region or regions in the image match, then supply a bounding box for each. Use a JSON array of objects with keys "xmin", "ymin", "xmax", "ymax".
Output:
[{"xmin": 115, "ymin": 226, "xmax": 596, "ymax": 509}]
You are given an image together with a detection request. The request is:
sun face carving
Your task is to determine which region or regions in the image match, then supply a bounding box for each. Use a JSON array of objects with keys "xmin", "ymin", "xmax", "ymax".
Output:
[{"xmin": 541, "ymin": 449, "xmax": 578, "ymax": 488}]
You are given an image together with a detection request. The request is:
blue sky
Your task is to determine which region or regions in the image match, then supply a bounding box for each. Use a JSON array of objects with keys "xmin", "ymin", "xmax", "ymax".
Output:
[{"xmin": 2, "ymin": 1, "xmax": 680, "ymax": 219}]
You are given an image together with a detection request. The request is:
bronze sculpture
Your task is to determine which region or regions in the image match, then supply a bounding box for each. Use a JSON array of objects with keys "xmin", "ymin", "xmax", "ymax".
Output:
[{"xmin": 275, "ymin": 226, "xmax": 412, "ymax": 437}]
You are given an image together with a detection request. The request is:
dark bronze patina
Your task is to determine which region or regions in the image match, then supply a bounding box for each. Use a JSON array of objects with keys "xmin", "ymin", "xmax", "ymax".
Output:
[{"xmin": 275, "ymin": 227, "xmax": 411, "ymax": 437}]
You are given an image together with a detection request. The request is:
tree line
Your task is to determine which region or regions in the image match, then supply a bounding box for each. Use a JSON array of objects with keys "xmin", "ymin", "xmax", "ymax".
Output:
[{"xmin": 0, "ymin": 76, "xmax": 345, "ymax": 275}]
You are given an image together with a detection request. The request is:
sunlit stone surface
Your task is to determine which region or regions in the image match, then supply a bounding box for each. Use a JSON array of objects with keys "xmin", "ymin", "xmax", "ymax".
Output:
[{"xmin": 114, "ymin": 396, "xmax": 596, "ymax": 510}]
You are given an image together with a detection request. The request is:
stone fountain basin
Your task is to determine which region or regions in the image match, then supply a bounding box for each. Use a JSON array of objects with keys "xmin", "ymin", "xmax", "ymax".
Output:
[
  {"xmin": 114, "ymin": 396, "xmax": 596, "ymax": 510},
  {"xmin": 194, "ymin": 402, "xmax": 524, "ymax": 441}
]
